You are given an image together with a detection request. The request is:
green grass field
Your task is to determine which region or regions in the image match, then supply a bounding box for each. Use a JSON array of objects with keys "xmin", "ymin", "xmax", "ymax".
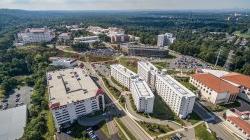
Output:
[{"xmin": 194, "ymin": 123, "xmax": 216, "ymax": 140}]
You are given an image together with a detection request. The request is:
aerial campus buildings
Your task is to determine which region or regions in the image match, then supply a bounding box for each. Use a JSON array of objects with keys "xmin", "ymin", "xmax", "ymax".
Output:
[
  {"xmin": 157, "ymin": 33, "xmax": 176, "ymax": 47},
  {"xmin": 16, "ymin": 27, "xmax": 55, "ymax": 45},
  {"xmin": 47, "ymin": 68, "xmax": 105, "ymax": 129},
  {"xmin": 138, "ymin": 61, "xmax": 196, "ymax": 119},
  {"xmin": 110, "ymin": 64, "xmax": 155, "ymax": 113}
]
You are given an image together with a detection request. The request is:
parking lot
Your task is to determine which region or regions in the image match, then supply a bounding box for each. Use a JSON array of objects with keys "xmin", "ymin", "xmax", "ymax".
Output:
[
  {"xmin": 92, "ymin": 63, "xmax": 110, "ymax": 77},
  {"xmin": 88, "ymin": 48, "xmax": 120, "ymax": 57},
  {"xmin": 1, "ymin": 86, "xmax": 33, "ymax": 110},
  {"xmin": 170, "ymin": 55, "xmax": 213, "ymax": 70}
]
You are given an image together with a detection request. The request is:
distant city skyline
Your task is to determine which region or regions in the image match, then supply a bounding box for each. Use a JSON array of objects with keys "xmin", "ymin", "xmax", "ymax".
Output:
[{"xmin": 0, "ymin": 0, "xmax": 250, "ymax": 11}]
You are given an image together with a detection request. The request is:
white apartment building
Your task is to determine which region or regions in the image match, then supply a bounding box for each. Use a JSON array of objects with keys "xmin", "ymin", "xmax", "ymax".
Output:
[
  {"xmin": 47, "ymin": 68, "xmax": 105, "ymax": 129},
  {"xmin": 190, "ymin": 73, "xmax": 239, "ymax": 104},
  {"xmin": 73, "ymin": 36, "xmax": 99, "ymax": 44},
  {"xmin": 49, "ymin": 57, "xmax": 78, "ymax": 68},
  {"xmin": 17, "ymin": 27, "xmax": 55, "ymax": 45},
  {"xmin": 110, "ymin": 64, "xmax": 138, "ymax": 89},
  {"xmin": 157, "ymin": 33, "xmax": 176, "ymax": 47},
  {"xmin": 138, "ymin": 61, "xmax": 159, "ymax": 91},
  {"xmin": 155, "ymin": 74, "xmax": 196, "ymax": 119},
  {"xmin": 130, "ymin": 79, "xmax": 155, "ymax": 113}
]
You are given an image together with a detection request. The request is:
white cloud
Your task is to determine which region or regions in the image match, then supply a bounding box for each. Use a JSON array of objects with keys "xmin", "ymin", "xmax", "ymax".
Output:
[{"xmin": 0, "ymin": 0, "xmax": 249, "ymax": 10}]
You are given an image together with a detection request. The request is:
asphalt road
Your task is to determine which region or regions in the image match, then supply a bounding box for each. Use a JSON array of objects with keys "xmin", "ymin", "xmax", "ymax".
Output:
[{"xmin": 84, "ymin": 61, "xmax": 152, "ymax": 140}]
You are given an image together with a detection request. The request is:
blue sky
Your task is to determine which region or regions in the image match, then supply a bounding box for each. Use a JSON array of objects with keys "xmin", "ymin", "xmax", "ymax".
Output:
[{"xmin": 0, "ymin": 0, "xmax": 250, "ymax": 10}]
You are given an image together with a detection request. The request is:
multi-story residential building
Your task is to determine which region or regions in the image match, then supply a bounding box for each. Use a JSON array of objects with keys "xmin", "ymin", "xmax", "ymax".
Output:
[
  {"xmin": 17, "ymin": 27, "xmax": 55, "ymax": 45},
  {"xmin": 221, "ymin": 73, "xmax": 250, "ymax": 103},
  {"xmin": 190, "ymin": 73, "xmax": 239, "ymax": 104},
  {"xmin": 73, "ymin": 36, "xmax": 99, "ymax": 44},
  {"xmin": 138, "ymin": 61, "xmax": 159, "ymax": 91},
  {"xmin": 110, "ymin": 64, "xmax": 138, "ymax": 89},
  {"xmin": 130, "ymin": 78, "xmax": 155, "ymax": 113},
  {"xmin": 157, "ymin": 33, "xmax": 176, "ymax": 47},
  {"xmin": 47, "ymin": 68, "xmax": 105, "ymax": 129},
  {"xmin": 49, "ymin": 57, "xmax": 78, "ymax": 68},
  {"xmin": 155, "ymin": 73, "xmax": 196, "ymax": 119}
]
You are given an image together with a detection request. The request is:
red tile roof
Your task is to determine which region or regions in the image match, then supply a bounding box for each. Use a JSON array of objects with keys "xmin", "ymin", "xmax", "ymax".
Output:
[
  {"xmin": 222, "ymin": 73, "xmax": 250, "ymax": 89},
  {"xmin": 191, "ymin": 73, "xmax": 239, "ymax": 95},
  {"xmin": 227, "ymin": 116, "xmax": 250, "ymax": 135}
]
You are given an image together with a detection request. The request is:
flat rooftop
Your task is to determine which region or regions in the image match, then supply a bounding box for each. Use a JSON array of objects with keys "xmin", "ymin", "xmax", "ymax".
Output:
[
  {"xmin": 132, "ymin": 79, "xmax": 154, "ymax": 98},
  {"xmin": 0, "ymin": 105, "xmax": 27, "ymax": 140},
  {"xmin": 160, "ymin": 74, "xmax": 195, "ymax": 97},
  {"xmin": 138, "ymin": 61, "xmax": 158, "ymax": 73},
  {"xmin": 47, "ymin": 68, "xmax": 99, "ymax": 108},
  {"xmin": 111, "ymin": 64, "xmax": 137, "ymax": 78}
]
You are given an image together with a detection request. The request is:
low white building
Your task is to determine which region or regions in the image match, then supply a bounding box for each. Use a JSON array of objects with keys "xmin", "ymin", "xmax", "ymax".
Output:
[
  {"xmin": 190, "ymin": 73, "xmax": 239, "ymax": 104},
  {"xmin": 155, "ymin": 73, "xmax": 196, "ymax": 119},
  {"xmin": 110, "ymin": 64, "xmax": 138, "ymax": 89},
  {"xmin": 130, "ymin": 78, "xmax": 155, "ymax": 113},
  {"xmin": 17, "ymin": 27, "xmax": 55, "ymax": 45},
  {"xmin": 47, "ymin": 68, "xmax": 105, "ymax": 129},
  {"xmin": 138, "ymin": 61, "xmax": 159, "ymax": 91},
  {"xmin": 49, "ymin": 57, "xmax": 77, "ymax": 68},
  {"xmin": 58, "ymin": 33, "xmax": 70, "ymax": 41},
  {"xmin": 74, "ymin": 36, "xmax": 99, "ymax": 44}
]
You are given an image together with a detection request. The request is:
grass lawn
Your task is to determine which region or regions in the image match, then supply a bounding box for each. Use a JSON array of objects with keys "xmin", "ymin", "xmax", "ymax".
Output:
[
  {"xmin": 151, "ymin": 95, "xmax": 185, "ymax": 126},
  {"xmin": 187, "ymin": 112, "xmax": 202, "ymax": 125},
  {"xmin": 118, "ymin": 57, "xmax": 138, "ymax": 73},
  {"xmin": 205, "ymin": 101, "xmax": 241, "ymax": 112},
  {"xmin": 138, "ymin": 121, "xmax": 173, "ymax": 136},
  {"xmin": 194, "ymin": 123, "xmax": 216, "ymax": 140},
  {"xmin": 100, "ymin": 122, "xmax": 111, "ymax": 139},
  {"xmin": 152, "ymin": 62, "xmax": 169, "ymax": 70},
  {"xmin": 86, "ymin": 54, "xmax": 114, "ymax": 62}
]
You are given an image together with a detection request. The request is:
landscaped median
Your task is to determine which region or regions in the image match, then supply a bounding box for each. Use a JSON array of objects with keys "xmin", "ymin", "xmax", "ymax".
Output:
[{"xmin": 114, "ymin": 118, "xmax": 137, "ymax": 140}]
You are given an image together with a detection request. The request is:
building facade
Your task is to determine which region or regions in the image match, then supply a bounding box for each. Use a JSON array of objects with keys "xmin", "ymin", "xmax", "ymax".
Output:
[
  {"xmin": 110, "ymin": 64, "xmax": 138, "ymax": 89},
  {"xmin": 130, "ymin": 79, "xmax": 155, "ymax": 113},
  {"xmin": 190, "ymin": 73, "xmax": 239, "ymax": 104},
  {"xmin": 17, "ymin": 27, "xmax": 55, "ymax": 45},
  {"xmin": 47, "ymin": 68, "xmax": 105, "ymax": 129},
  {"xmin": 157, "ymin": 33, "xmax": 176, "ymax": 47},
  {"xmin": 138, "ymin": 61, "xmax": 159, "ymax": 91},
  {"xmin": 221, "ymin": 73, "xmax": 250, "ymax": 103},
  {"xmin": 155, "ymin": 74, "xmax": 196, "ymax": 119}
]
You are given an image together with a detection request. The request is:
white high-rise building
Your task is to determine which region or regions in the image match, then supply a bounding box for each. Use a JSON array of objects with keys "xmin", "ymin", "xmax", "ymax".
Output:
[
  {"xmin": 47, "ymin": 68, "xmax": 105, "ymax": 129},
  {"xmin": 155, "ymin": 73, "xmax": 196, "ymax": 119},
  {"xmin": 138, "ymin": 61, "xmax": 159, "ymax": 91},
  {"xmin": 130, "ymin": 78, "xmax": 155, "ymax": 113},
  {"xmin": 110, "ymin": 64, "xmax": 138, "ymax": 89},
  {"xmin": 17, "ymin": 27, "xmax": 55, "ymax": 45},
  {"xmin": 157, "ymin": 33, "xmax": 176, "ymax": 47}
]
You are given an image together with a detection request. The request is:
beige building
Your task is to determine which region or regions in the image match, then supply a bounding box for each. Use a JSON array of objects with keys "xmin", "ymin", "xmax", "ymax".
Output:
[{"xmin": 190, "ymin": 73, "xmax": 239, "ymax": 104}]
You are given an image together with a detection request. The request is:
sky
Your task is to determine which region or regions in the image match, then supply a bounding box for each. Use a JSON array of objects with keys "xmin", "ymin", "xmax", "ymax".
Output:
[{"xmin": 0, "ymin": 0, "xmax": 250, "ymax": 11}]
